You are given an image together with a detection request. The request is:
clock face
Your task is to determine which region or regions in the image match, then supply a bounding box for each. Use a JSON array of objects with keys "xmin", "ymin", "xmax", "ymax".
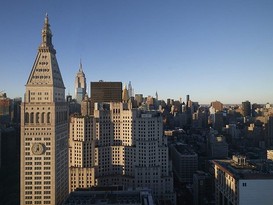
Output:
[{"xmin": 31, "ymin": 143, "xmax": 45, "ymax": 155}]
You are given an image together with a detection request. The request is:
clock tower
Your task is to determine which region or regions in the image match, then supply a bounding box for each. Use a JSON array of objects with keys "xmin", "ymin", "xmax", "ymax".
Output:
[{"xmin": 20, "ymin": 14, "xmax": 68, "ymax": 205}]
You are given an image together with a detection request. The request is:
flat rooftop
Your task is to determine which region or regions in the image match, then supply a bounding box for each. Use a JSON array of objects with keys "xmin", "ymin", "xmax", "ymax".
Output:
[
  {"xmin": 174, "ymin": 144, "xmax": 197, "ymax": 156},
  {"xmin": 213, "ymin": 159, "xmax": 273, "ymax": 180},
  {"xmin": 63, "ymin": 187, "xmax": 154, "ymax": 205}
]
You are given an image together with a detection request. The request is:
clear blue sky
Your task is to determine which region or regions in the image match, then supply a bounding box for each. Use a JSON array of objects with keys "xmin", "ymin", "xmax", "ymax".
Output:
[{"xmin": 1, "ymin": 0, "xmax": 273, "ymax": 104}]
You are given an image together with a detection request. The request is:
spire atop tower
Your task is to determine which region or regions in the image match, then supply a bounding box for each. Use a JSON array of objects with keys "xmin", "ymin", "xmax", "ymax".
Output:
[
  {"xmin": 128, "ymin": 81, "xmax": 133, "ymax": 98},
  {"xmin": 40, "ymin": 13, "xmax": 55, "ymax": 53},
  {"xmin": 79, "ymin": 59, "xmax": 83, "ymax": 72},
  {"xmin": 74, "ymin": 59, "xmax": 87, "ymax": 102},
  {"xmin": 26, "ymin": 15, "xmax": 65, "ymax": 91},
  {"xmin": 45, "ymin": 13, "xmax": 49, "ymax": 24},
  {"xmin": 122, "ymin": 84, "xmax": 129, "ymax": 102}
]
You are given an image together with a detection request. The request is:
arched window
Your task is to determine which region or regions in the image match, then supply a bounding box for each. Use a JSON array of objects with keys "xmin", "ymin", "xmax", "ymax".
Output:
[
  {"xmin": 41, "ymin": 112, "xmax": 45, "ymax": 123},
  {"xmin": 36, "ymin": 112, "xmax": 40, "ymax": 123},
  {"xmin": 25, "ymin": 112, "xmax": 29, "ymax": 123},
  {"xmin": 47, "ymin": 112, "xmax": 51, "ymax": 123},
  {"xmin": 30, "ymin": 112, "xmax": 34, "ymax": 123}
]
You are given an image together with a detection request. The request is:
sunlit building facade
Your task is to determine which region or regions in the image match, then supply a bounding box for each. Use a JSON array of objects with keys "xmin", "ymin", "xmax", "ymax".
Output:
[
  {"xmin": 20, "ymin": 15, "xmax": 68, "ymax": 205},
  {"xmin": 213, "ymin": 155, "xmax": 273, "ymax": 205},
  {"xmin": 68, "ymin": 102, "xmax": 176, "ymax": 204},
  {"xmin": 69, "ymin": 115, "xmax": 96, "ymax": 192}
]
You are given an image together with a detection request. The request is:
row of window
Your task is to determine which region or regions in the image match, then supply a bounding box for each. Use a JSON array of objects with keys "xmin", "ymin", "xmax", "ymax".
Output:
[
  {"xmin": 25, "ymin": 201, "xmax": 51, "ymax": 204},
  {"xmin": 25, "ymin": 112, "xmax": 51, "ymax": 124}
]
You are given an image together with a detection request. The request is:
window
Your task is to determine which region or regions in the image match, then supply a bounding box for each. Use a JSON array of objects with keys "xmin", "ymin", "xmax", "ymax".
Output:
[
  {"xmin": 30, "ymin": 112, "xmax": 34, "ymax": 123},
  {"xmin": 25, "ymin": 113, "xmax": 29, "ymax": 123},
  {"xmin": 36, "ymin": 112, "xmax": 40, "ymax": 123}
]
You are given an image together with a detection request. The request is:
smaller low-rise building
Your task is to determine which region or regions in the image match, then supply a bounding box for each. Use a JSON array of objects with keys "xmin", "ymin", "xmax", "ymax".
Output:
[
  {"xmin": 213, "ymin": 155, "xmax": 273, "ymax": 205},
  {"xmin": 193, "ymin": 171, "xmax": 214, "ymax": 205}
]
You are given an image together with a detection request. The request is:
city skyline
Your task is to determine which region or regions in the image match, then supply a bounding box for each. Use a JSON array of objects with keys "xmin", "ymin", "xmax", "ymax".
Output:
[{"xmin": 1, "ymin": 1, "xmax": 273, "ymax": 104}]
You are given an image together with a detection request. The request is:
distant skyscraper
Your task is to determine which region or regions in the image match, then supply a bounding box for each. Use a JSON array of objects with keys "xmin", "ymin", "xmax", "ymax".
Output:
[
  {"xmin": 81, "ymin": 94, "xmax": 92, "ymax": 116},
  {"xmin": 90, "ymin": 81, "xmax": 122, "ymax": 114},
  {"xmin": 211, "ymin": 100, "xmax": 223, "ymax": 112},
  {"xmin": 186, "ymin": 94, "xmax": 190, "ymax": 106},
  {"xmin": 13, "ymin": 97, "xmax": 22, "ymax": 123},
  {"xmin": 74, "ymin": 61, "xmax": 86, "ymax": 103},
  {"xmin": 128, "ymin": 81, "xmax": 133, "ymax": 98},
  {"xmin": 135, "ymin": 94, "xmax": 143, "ymax": 106},
  {"xmin": 242, "ymin": 100, "xmax": 251, "ymax": 117},
  {"xmin": 0, "ymin": 93, "xmax": 12, "ymax": 125},
  {"xmin": 20, "ymin": 15, "xmax": 68, "ymax": 205},
  {"xmin": 122, "ymin": 84, "xmax": 129, "ymax": 102}
]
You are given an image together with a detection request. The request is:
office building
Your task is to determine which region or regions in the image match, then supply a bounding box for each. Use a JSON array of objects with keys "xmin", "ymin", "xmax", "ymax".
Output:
[
  {"xmin": 208, "ymin": 134, "xmax": 228, "ymax": 159},
  {"xmin": 13, "ymin": 97, "xmax": 22, "ymax": 123},
  {"xmin": 135, "ymin": 94, "xmax": 143, "ymax": 106},
  {"xmin": 69, "ymin": 115, "xmax": 96, "ymax": 192},
  {"xmin": 81, "ymin": 94, "xmax": 92, "ymax": 116},
  {"xmin": 211, "ymin": 100, "xmax": 223, "ymax": 112},
  {"xmin": 0, "ymin": 93, "xmax": 13, "ymax": 125},
  {"xmin": 68, "ymin": 102, "xmax": 175, "ymax": 204},
  {"xmin": 122, "ymin": 84, "xmax": 129, "ymax": 102},
  {"xmin": 74, "ymin": 62, "xmax": 86, "ymax": 103},
  {"xmin": 213, "ymin": 155, "xmax": 273, "ymax": 205},
  {"xmin": 193, "ymin": 171, "xmax": 214, "ymax": 205},
  {"xmin": 0, "ymin": 126, "xmax": 20, "ymax": 205},
  {"xmin": 90, "ymin": 81, "xmax": 122, "ymax": 114},
  {"xmin": 170, "ymin": 143, "xmax": 198, "ymax": 183},
  {"xmin": 20, "ymin": 15, "xmax": 68, "ymax": 205},
  {"xmin": 128, "ymin": 81, "xmax": 133, "ymax": 98},
  {"xmin": 242, "ymin": 101, "xmax": 251, "ymax": 117}
]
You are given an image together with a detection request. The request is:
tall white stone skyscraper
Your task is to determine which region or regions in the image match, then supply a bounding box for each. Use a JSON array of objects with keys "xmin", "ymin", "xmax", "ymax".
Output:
[
  {"xmin": 20, "ymin": 15, "xmax": 68, "ymax": 205},
  {"xmin": 74, "ymin": 61, "xmax": 86, "ymax": 103},
  {"xmin": 68, "ymin": 102, "xmax": 176, "ymax": 204}
]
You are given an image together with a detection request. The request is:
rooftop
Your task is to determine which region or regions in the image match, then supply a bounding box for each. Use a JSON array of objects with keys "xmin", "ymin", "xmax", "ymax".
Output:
[
  {"xmin": 173, "ymin": 143, "xmax": 197, "ymax": 156},
  {"xmin": 63, "ymin": 187, "xmax": 154, "ymax": 205},
  {"xmin": 213, "ymin": 156, "xmax": 273, "ymax": 180}
]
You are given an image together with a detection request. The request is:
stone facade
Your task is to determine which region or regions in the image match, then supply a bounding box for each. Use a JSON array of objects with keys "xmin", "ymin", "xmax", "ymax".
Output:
[{"xmin": 20, "ymin": 15, "xmax": 68, "ymax": 205}]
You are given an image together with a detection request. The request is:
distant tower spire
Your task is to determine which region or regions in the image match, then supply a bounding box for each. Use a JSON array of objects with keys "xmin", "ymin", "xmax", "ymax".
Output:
[
  {"xmin": 79, "ymin": 59, "xmax": 83, "ymax": 72},
  {"xmin": 128, "ymin": 81, "xmax": 133, "ymax": 98},
  {"xmin": 74, "ymin": 60, "xmax": 87, "ymax": 103},
  {"xmin": 155, "ymin": 91, "xmax": 158, "ymax": 100},
  {"xmin": 40, "ymin": 13, "xmax": 55, "ymax": 53},
  {"xmin": 122, "ymin": 84, "xmax": 129, "ymax": 102}
]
